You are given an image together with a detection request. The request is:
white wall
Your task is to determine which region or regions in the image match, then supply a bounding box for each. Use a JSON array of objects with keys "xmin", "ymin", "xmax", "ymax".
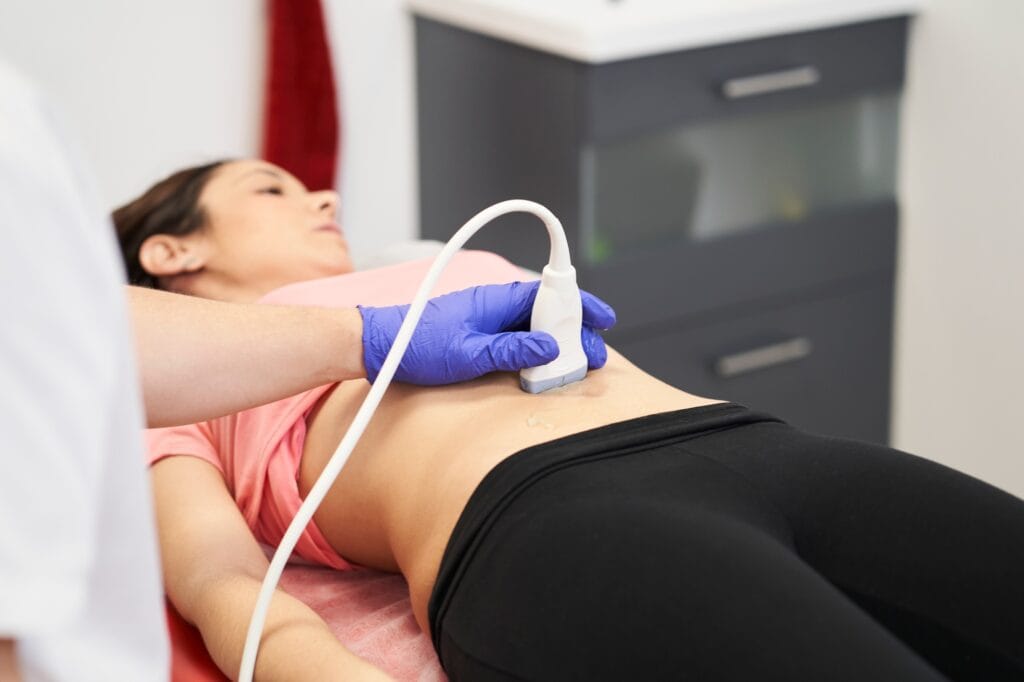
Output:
[
  {"xmin": 894, "ymin": 0, "xmax": 1024, "ymax": 498},
  {"xmin": 324, "ymin": 0, "xmax": 419, "ymax": 261},
  {"xmin": 0, "ymin": 0, "xmax": 264, "ymax": 208}
]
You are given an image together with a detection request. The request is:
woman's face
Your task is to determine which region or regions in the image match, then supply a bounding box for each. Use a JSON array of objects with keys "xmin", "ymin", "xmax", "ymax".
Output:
[{"xmin": 186, "ymin": 159, "xmax": 353, "ymax": 300}]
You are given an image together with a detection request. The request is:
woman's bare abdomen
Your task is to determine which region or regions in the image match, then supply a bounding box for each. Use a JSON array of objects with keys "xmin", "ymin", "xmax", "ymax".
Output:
[{"xmin": 298, "ymin": 349, "xmax": 722, "ymax": 634}]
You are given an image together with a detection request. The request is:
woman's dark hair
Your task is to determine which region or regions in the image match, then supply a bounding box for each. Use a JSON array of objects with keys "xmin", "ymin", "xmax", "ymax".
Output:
[{"xmin": 112, "ymin": 160, "xmax": 229, "ymax": 289}]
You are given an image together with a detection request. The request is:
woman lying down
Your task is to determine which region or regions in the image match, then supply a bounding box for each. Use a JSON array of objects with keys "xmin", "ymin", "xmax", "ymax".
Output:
[{"xmin": 116, "ymin": 159, "xmax": 1024, "ymax": 681}]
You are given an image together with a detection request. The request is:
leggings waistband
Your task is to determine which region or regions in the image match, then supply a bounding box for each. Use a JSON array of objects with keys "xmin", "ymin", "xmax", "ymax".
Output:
[{"xmin": 427, "ymin": 401, "xmax": 780, "ymax": 653}]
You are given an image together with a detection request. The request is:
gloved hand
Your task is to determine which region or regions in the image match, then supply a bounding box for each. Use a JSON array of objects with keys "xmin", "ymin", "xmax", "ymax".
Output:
[{"xmin": 358, "ymin": 280, "xmax": 616, "ymax": 385}]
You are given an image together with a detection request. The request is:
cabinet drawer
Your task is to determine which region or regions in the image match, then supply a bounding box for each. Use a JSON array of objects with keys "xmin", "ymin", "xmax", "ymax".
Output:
[
  {"xmin": 585, "ymin": 17, "xmax": 908, "ymax": 141},
  {"xmin": 609, "ymin": 281, "xmax": 893, "ymax": 443},
  {"xmin": 582, "ymin": 201, "xmax": 897, "ymax": 332}
]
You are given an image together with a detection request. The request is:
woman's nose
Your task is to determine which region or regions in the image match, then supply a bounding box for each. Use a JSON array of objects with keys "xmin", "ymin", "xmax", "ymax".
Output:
[{"xmin": 312, "ymin": 190, "xmax": 339, "ymax": 218}]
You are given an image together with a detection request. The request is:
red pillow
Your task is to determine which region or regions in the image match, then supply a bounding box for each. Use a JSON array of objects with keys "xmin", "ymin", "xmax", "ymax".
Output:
[{"xmin": 165, "ymin": 600, "xmax": 227, "ymax": 682}]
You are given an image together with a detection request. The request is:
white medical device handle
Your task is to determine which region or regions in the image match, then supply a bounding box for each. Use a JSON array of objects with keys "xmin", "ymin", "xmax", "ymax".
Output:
[{"xmin": 239, "ymin": 200, "xmax": 573, "ymax": 681}]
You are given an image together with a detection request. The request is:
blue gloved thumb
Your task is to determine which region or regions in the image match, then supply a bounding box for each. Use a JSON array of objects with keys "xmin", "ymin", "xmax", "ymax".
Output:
[{"xmin": 464, "ymin": 331, "xmax": 560, "ymax": 373}]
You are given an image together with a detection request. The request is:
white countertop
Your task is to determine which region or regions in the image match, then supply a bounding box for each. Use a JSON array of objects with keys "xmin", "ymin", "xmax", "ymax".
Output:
[{"xmin": 407, "ymin": 0, "xmax": 922, "ymax": 63}]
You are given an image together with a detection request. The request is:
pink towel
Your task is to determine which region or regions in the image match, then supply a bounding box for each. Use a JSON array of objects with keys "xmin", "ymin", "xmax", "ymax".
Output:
[{"xmin": 279, "ymin": 566, "xmax": 445, "ymax": 681}]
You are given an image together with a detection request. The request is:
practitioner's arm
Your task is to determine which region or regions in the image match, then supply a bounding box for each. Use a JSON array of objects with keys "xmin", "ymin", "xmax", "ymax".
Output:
[
  {"xmin": 127, "ymin": 286, "xmax": 366, "ymax": 428},
  {"xmin": 151, "ymin": 456, "xmax": 392, "ymax": 681},
  {"xmin": 130, "ymin": 280, "xmax": 616, "ymax": 429}
]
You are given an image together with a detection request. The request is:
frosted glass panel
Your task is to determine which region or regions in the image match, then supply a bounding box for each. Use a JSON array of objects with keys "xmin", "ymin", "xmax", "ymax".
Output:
[{"xmin": 581, "ymin": 94, "xmax": 899, "ymax": 264}]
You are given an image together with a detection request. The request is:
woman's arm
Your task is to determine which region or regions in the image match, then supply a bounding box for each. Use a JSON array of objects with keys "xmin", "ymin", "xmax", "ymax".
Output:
[
  {"xmin": 0, "ymin": 639, "xmax": 21, "ymax": 681},
  {"xmin": 151, "ymin": 456, "xmax": 391, "ymax": 681},
  {"xmin": 128, "ymin": 286, "xmax": 365, "ymax": 428}
]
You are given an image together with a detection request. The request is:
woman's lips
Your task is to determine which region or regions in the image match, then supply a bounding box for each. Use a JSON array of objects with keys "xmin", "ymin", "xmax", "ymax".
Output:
[{"xmin": 315, "ymin": 222, "xmax": 345, "ymax": 237}]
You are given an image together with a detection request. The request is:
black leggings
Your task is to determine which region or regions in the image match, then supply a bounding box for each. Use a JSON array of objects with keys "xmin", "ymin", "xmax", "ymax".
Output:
[{"xmin": 428, "ymin": 404, "xmax": 1024, "ymax": 681}]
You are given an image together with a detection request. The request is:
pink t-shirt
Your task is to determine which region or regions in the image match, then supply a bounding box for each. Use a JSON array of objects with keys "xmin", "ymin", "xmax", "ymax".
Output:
[{"xmin": 145, "ymin": 251, "xmax": 526, "ymax": 569}]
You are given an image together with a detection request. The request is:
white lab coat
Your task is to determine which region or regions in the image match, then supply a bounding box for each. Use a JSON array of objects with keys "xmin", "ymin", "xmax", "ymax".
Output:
[{"xmin": 0, "ymin": 61, "xmax": 168, "ymax": 681}]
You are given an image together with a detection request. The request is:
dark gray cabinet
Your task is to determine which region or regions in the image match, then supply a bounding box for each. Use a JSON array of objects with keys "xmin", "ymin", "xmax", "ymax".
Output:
[{"xmin": 414, "ymin": 15, "xmax": 909, "ymax": 443}]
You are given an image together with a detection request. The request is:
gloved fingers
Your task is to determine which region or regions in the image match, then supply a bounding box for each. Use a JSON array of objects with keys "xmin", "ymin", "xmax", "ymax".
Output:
[
  {"xmin": 467, "ymin": 330, "xmax": 560, "ymax": 373},
  {"xmin": 487, "ymin": 282, "xmax": 616, "ymax": 332},
  {"xmin": 580, "ymin": 290, "xmax": 617, "ymax": 330},
  {"xmin": 581, "ymin": 326, "xmax": 609, "ymax": 369},
  {"xmin": 468, "ymin": 281, "xmax": 540, "ymax": 331},
  {"xmin": 471, "ymin": 281, "xmax": 616, "ymax": 332},
  {"xmin": 462, "ymin": 282, "xmax": 616, "ymax": 336}
]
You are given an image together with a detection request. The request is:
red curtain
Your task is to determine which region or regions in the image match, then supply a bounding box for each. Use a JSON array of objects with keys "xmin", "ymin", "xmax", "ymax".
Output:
[{"xmin": 262, "ymin": 0, "xmax": 340, "ymax": 190}]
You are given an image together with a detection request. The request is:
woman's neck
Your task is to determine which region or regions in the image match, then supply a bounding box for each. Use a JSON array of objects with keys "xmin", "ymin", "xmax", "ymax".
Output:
[{"xmin": 178, "ymin": 276, "xmax": 273, "ymax": 303}]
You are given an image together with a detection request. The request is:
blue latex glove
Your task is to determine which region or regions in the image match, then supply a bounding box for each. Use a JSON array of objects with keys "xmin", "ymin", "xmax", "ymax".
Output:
[{"xmin": 358, "ymin": 280, "xmax": 617, "ymax": 385}]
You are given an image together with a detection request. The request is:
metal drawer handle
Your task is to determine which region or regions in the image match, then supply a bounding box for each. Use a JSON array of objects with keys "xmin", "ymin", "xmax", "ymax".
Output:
[
  {"xmin": 722, "ymin": 66, "xmax": 821, "ymax": 99},
  {"xmin": 714, "ymin": 337, "xmax": 813, "ymax": 378}
]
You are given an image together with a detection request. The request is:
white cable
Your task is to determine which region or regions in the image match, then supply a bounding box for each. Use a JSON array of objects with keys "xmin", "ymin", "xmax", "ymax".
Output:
[{"xmin": 238, "ymin": 199, "xmax": 573, "ymax": 681}]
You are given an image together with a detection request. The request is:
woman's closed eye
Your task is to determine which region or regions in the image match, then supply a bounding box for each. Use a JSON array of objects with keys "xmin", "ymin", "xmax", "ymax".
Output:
[{"xmin": 258, "ymin": 186, "xmax": 284, "ymax": 196}]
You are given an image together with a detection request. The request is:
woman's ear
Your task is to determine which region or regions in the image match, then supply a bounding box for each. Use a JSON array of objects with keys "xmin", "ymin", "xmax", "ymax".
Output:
[{"xmin": 138, "ymin": 234, "xmax": 206, "ymax": 277}]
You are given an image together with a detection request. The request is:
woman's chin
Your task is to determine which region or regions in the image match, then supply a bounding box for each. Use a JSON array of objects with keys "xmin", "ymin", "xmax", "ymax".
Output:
[
  {"xmin": 312, "ymin": 257, "xmax": 355, "ymax": 280},
  {"xmin": 335, "ymin": 250, "xmax": 356, "ymax": 274},
  {"xmin": 329, "ymin": 257, "xmax": 355, "ymax": 276}
]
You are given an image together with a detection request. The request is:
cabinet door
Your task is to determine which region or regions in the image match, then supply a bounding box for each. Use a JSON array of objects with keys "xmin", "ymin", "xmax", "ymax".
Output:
[
  {"xmin": 580, "ymin": 93, "xmax": 899, "ymax": 263},
  {"xmin": 609, "ymin": 280, "xmax": 894, "ymax": 443}
]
